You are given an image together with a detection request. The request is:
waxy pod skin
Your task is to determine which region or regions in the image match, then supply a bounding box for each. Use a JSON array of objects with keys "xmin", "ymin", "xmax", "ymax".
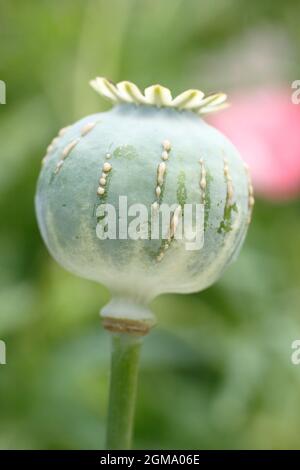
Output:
[{"xmin": 35, "ymin": 78, "xmax": 254, "ymax": 330}]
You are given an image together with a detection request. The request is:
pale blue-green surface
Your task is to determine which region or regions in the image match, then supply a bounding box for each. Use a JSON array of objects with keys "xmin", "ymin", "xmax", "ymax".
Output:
[{"xmin": 36, "ymin": 104, "xmax": 249, "ymax": 303}]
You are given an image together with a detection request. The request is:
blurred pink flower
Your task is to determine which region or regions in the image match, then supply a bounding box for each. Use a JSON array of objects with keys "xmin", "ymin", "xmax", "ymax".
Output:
[{"xmin": 208, "ymin": 88, "xmax": 300, "ymax": 200}]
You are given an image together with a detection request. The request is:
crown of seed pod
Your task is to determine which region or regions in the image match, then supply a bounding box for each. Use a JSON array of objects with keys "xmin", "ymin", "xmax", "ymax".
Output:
[{"xmin": 35, "ymin": 78, "xmax": 254, "ymax": 333}]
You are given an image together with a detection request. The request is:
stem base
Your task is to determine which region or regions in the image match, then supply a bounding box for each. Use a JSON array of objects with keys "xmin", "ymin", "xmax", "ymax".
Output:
[{"xmin": 106, "ymin": 333, "xmax": 142, "ymax": 450}]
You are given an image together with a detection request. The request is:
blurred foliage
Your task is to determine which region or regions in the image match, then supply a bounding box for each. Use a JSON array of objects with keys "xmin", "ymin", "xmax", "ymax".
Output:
[{"xmin": 1, "ymin": 0, "xmax": 300, "ymax": 449}]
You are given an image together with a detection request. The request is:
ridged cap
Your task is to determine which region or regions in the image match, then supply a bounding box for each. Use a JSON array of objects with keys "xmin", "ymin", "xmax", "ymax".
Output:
[{"xmin": 90, "ymin": 77, "xmax": 228, "ymax": 115}]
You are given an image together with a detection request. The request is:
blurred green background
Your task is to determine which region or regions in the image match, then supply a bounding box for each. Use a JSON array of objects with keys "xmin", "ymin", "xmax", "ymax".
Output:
[{"xmin": 1, "ymin": 0, "xmax": 300, "ymax": 449}]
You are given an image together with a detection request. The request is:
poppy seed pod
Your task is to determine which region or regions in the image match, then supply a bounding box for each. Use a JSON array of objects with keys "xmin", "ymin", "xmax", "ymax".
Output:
[{"xmin": 35, "ymin": 78, "xmax": 254, "ymax": 333}]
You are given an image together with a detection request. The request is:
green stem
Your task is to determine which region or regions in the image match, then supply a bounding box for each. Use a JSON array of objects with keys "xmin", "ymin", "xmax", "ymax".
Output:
[{"xmin": 106, "ymin": 332, "xmax": 142, "ymax": 450}]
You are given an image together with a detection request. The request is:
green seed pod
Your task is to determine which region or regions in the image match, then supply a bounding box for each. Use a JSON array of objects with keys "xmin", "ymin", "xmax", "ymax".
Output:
[{"xmin": 35, "ymin": 78, "xmax": 254, "ymax": 332}]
